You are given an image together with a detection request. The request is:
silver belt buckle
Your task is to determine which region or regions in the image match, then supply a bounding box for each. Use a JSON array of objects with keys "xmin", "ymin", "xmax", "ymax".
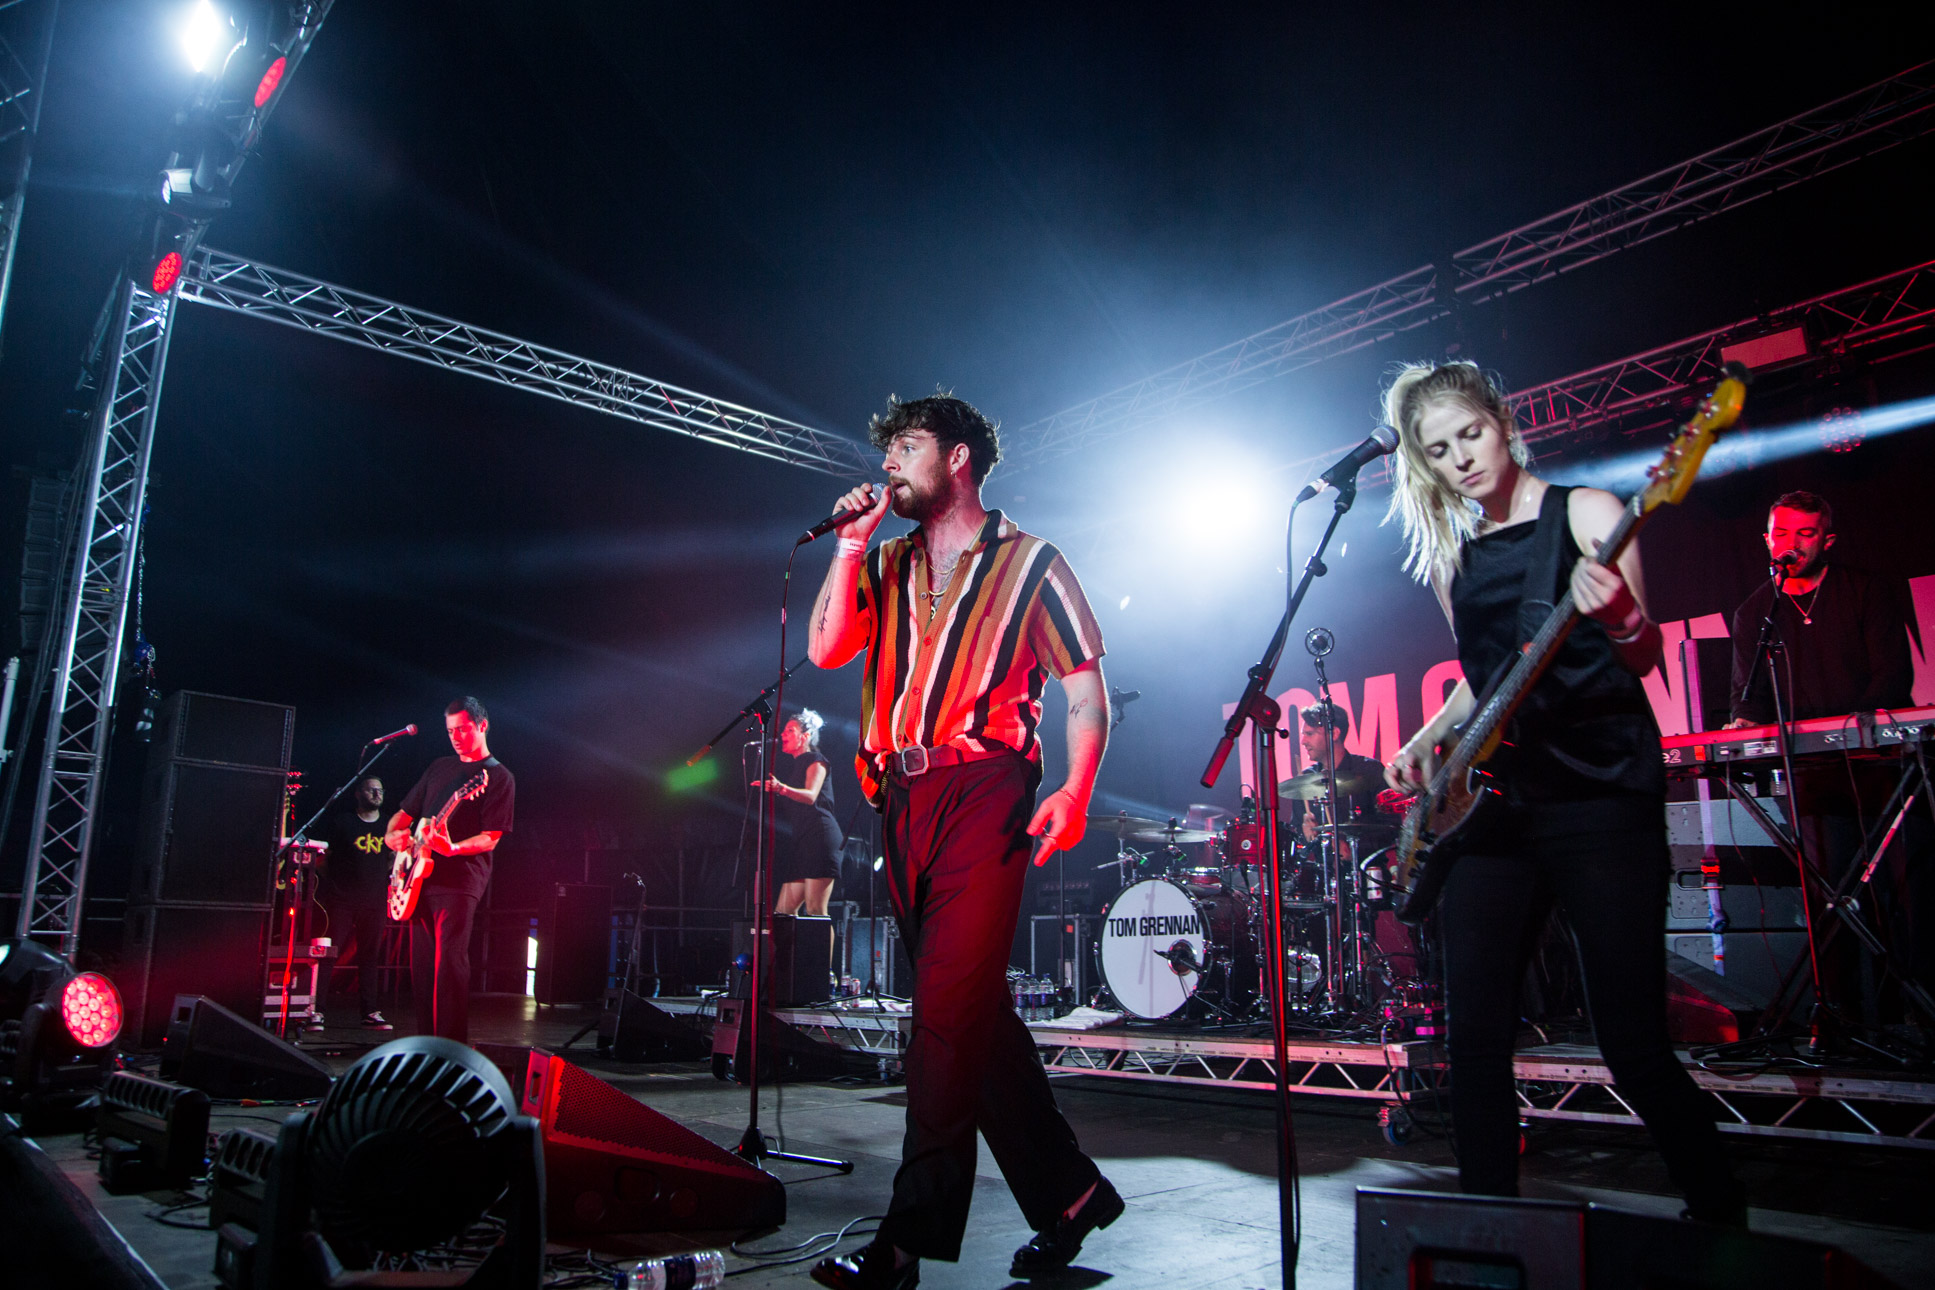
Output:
[{"xmin": 895, "ymin": 746, "xmax": 930, "ymax": 778}]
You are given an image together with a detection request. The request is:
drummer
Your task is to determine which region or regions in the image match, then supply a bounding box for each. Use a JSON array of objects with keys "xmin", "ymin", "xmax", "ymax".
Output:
[{"xmin": 1291, "ymin": 701, "xmax": 1397, "ymax": 851}]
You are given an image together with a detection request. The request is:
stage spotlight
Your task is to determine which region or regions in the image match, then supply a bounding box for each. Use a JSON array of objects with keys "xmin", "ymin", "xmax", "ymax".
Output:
[
  {"xmin": 181, "ymin": 0, "xmax": 234, "ymax": 74},
  {"xmin": 252, "ymin": 1036, "xmax": 544, "ymax": 1288},
  {"xmin": 96, "ymin": 1070, "xmax": 212, "ymax": 1192},
  {"xmin": 253, "ymin": 55, "xmax": 287, "ymax": 108},
  {"xmin": 0, "ymin": 942, "xmax": 122, "ymax": 1117}
]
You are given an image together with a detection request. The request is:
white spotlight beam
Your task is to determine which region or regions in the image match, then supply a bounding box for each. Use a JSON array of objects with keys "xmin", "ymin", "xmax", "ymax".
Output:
[
  {"xmin": 1007, "ymin": 60, "xmax": 1935, "ymax": 469},
  {"xmin": 179, "ymin": 248, "xmax": 876, "ymax": 481},
  {"xmin": 1275, "ymin": 258, "xmax": 1935, "ymax": 491}
]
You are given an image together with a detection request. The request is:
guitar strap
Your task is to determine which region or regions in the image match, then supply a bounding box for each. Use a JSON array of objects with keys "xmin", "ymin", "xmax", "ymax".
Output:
[{"xmin": 1517, "ymin": 484, "xmax": 1573, "ymax": 646}]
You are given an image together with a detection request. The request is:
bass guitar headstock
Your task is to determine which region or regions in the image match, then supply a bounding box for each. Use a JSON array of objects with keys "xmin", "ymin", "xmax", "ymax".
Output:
[{"xmin": 1637, "ymin": 362, "xmax": 1749, "ymax": 515}]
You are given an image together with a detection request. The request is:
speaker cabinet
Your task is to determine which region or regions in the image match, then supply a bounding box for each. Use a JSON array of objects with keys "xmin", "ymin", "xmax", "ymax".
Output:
[
  {"xmin": 709, "ymin": 998, "xmax": 854, "ymax": 1084},
  {"xmin": 158, "ymin": 996, "xmax": 333, "ymax": 1100},
  {"xmin": 521, "ymin": 1050, "xmax": 784, "ymax": 1238},
  {"xmin": 1353, "ymin": 1189, "xmax": 1901, "ymax": 1290},
  {"xmin": 729, "ymin": 915, "xmax": 834, "ymax": 1005},
  {"xmin": 120, "ymin": 905, "xmax": 271, "ymax": 1047},
  {"xmin": 151, "ymin": 690, "xmax": 293, "ymax": 770},
  {"xmin": 132, "ymin": 761, "xmax": 285, "ymax": 906},
  {"xmin": 598, "ymin": 989, "xmax": 710, "ymax": 1061},
  {"xmin": 536, "ymin": 884, "xmax": 612, "ymax": 1004}
]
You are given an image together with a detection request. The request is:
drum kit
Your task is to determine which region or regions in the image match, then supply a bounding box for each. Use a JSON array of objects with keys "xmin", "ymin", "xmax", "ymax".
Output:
[{"xmin": 1085, "ymin": 770, "xmax": 1432, "ymax": 1028}]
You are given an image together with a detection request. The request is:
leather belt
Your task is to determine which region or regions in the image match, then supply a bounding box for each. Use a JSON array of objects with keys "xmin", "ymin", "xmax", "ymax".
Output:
[{"xmin": 878, "ymin": 743, "xmax": 1015, "ymax": 783}]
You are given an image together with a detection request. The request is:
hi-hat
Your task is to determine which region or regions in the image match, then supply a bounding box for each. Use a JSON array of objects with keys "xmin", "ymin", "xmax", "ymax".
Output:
[{"xmin": 1087, "ymin": 813, "xmax": 1218, "ymax": 843}]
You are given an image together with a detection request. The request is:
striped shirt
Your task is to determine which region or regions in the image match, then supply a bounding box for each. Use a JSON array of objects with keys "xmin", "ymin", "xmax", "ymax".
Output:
[{"xmin": 853, "ymin": 509, "xmax": 1105, "ymax": 804}]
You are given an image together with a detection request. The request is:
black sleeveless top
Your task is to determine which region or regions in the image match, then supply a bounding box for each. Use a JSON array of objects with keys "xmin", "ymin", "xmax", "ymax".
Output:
[{"xmin": 1449, "ymin": 486, "xmax": 1664, "ymax": 829}]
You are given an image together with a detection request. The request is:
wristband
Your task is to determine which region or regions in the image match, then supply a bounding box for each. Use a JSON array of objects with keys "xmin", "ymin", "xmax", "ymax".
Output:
[
  {"xmin": 1608, "ymin": 612, "xmax": 1651, "ymax": 644},
  {"xmin": 835, "ymin": 538, "xmax": 866, "ymax": 560}
]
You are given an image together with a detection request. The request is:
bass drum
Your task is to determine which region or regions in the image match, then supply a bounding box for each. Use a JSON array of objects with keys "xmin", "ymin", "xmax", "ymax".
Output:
[{"xmin": 1099, "ymin": 879, "xmax": 1210, "ymax": 1020}]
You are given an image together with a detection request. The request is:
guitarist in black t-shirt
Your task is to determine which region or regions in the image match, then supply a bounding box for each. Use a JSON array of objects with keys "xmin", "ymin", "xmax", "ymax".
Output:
[{"xmin": 385, "ymin": 696, "xmax": 517, "ymax": 1042}]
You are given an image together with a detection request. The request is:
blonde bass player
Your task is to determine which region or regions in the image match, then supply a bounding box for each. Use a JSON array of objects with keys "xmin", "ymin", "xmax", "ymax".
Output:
[
  {"xmin": 384, "ymin": 696, "xmax": 517, "ymax": 1043},
  {"xmin": 1379, "ymin": 361, "xmax": 1745, "ymax": 1225}
]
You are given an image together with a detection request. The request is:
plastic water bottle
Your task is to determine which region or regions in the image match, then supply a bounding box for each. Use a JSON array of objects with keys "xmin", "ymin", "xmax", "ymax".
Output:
[{"xmin": 617, "ymin": 1250, "xmax": 725, "ymax": 1290}]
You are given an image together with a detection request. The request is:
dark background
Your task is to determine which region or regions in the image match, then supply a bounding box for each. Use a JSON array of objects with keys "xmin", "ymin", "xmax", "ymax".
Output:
[{"xmin": 2, "ymin": 3, "xmax": 1933, "ymax": 941}]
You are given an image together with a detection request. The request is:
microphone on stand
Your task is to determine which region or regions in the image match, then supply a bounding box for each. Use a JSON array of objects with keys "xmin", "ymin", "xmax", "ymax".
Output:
[
  {"xmin": 367, "ymin": 724, "xmax": 417, "ymax": 746},
  {"xmin": 1294, "ymin": 424, "xmax": 1400, "ymax": 502}
]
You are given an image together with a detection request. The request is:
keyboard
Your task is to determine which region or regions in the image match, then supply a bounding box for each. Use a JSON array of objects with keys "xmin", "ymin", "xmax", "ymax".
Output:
[{"xmin": 1661, "ymin": 706, "xmax": 1935, "ymax": 769}]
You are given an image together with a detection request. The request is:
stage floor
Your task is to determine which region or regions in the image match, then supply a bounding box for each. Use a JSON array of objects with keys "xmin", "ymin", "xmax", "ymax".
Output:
[{"xmin": 27, "ymin": 996, "xmax": 1935, "ymax": 1289}]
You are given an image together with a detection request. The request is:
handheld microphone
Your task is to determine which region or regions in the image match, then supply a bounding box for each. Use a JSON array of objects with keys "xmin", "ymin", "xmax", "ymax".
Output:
[
  {"xmin": 1294, "ymin": 424, "xmax": 1400, "ymax": 502},
  {"xmin": 368, "ymin": 724, "xmax": 418, "ymax": 746},
  {"xmin": 798, "ymin": 485, "xmax": 883, "ymax": 545}
]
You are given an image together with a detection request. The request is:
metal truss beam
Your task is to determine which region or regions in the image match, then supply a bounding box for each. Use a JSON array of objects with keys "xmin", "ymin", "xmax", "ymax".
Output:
[
  {"xmin": 1007, "ymin": 60, "xmax": 1935, "ymax": 469},
  {"xmin": 1275, "ymin": 256, "xmax": 1935, "ymax": 490},
  {"xmin": 16, "ymin": 279, "xmax": 177, "ymax": 953},
  {"xmin": 178, "ymin": 248, "xmax": 876, "ymax": 481},
  {"xmin": 0, "ymin": 0, "xmax": 58, "ymax": 348}
]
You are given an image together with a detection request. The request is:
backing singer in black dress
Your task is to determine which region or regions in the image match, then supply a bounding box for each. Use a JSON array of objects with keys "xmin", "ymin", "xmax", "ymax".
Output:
[{"xmin": 762, "ymin": 708, "xmax": 843, "ymax": 917}]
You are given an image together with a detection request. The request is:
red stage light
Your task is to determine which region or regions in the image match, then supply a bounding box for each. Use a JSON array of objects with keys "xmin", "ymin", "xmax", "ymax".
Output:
[
  {"xmin": 61, "ymin": 972, "xmax": 123, "ymax": 1049},
  {"xmin": 152, "ymin": 251, "xmax": 184, "ymax": 294},
  {"xmin": 254, "ymin": 56, "xmax": 286, "ymax": 108}
]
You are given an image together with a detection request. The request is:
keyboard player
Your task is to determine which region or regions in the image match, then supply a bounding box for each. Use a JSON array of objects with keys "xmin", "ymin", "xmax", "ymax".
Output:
[{"xmin": 1724, "ymin": 490, "xmax": 1928, "ymax": 1035}]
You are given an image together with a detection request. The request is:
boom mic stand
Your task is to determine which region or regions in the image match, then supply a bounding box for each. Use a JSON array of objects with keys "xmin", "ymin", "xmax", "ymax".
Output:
[{"xmin": 1202, "ymin": 483, "xmax": 1359, "ymax": 1289}]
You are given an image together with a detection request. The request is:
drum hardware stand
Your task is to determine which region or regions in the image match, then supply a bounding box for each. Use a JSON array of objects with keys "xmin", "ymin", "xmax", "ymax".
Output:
[
  {"xmin": 1203, "ymin": 481, "xmax": 1361, "ymax": 1288},
  {"xmin": 687, "ymin": 641, "xmax": 850, "ymax": 1175}
]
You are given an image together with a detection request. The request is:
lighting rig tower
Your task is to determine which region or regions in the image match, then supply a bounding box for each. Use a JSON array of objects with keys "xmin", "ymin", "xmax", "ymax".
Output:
[
  {"xmin": 0, "ymin": 0, "xmax": 59, "ymax": 350},
  {"xmin": 15, "ymin": 2, "xmax": 334, "ymax": 956}
]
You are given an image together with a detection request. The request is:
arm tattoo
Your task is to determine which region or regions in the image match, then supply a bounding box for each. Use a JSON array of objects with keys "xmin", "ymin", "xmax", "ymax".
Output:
[{"xmin": 1069, "ymin": 697, "xmax": 1091, "ymax": 719}]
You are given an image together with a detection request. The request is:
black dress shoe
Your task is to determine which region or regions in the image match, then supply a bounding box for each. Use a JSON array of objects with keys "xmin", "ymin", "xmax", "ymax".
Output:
[
  {"xmin": 811, "ymin": 1242, "xmax": 919, "ymax": 1290},
  {"xmin": 1011, "ymin": 1176, "xmax": 1125, "ymax": 1276}
]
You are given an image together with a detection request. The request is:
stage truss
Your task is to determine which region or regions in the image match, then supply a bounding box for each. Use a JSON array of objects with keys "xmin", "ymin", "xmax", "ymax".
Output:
[
  {"xmin": 178, "ymin": 249, "xmax": 876, "ymax": 481},
  {"xmin": 1006, "ymin": 60, "xmax": 1935, "ymax": 469}
]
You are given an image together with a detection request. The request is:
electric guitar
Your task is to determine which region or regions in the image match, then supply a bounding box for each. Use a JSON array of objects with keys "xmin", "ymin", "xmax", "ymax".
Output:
[
  {"xmin": 387, "ymin": 769, "xmax": 491, "ymax": 922},
  {"xmin": 1387, "ymin": 367, "xmax": 1748, "ymax": 926}
]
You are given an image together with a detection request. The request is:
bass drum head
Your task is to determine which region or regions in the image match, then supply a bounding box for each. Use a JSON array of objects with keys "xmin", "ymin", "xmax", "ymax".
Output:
[{"xmin": 1100, "ymin": 879, "xmax": 1206, "ymax": 1020}]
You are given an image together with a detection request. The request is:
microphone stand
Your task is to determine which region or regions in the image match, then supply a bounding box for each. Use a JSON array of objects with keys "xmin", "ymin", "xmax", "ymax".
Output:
[
  {"xmin": 716, "ymin": 539, "xmax": 852, "ymax": 1174},
  {"xmin": 1203, "ymin": 481, "xmax": 1359, "ymax": 1288},
  {"xmin": 1739, "ymin": 564, "xmax": 1833, "ymax": 1051}
]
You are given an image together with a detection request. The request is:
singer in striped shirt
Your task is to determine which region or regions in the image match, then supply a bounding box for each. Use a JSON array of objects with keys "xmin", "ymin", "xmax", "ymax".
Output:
[{"xmin": 807, "ymin": 394, "xmax": 1121, "ymax": 1290}]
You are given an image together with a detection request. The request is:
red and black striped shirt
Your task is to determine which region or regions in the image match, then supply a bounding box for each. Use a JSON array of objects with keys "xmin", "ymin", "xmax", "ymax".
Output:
[{"xmin": 852, "ymin": 509, "xmax": 1104, "ymax": 804}]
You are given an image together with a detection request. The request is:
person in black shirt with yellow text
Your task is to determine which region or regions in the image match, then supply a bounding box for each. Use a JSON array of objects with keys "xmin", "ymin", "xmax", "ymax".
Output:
[
  {"xmin": 1383, "ymin": 361, "xmax": 1744, "ymax": 1225},
  {"xmin": 386, "ymin": 696, "xmax": 516, "ymax": 1043},
  {"xmin": 312, "ymin": 775, "xmax": 395, "ymax": 1031}
]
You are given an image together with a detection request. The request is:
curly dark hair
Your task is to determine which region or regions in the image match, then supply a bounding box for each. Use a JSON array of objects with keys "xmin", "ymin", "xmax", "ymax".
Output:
[{"xmin": 867, "ymin": 393, "xmax": 1002, "ymax": 486}]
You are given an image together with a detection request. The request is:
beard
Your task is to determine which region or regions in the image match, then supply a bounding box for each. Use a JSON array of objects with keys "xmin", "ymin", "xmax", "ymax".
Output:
[{"xmin": 890, "ymin": 476, "xmax": 941, "ymax": 522}]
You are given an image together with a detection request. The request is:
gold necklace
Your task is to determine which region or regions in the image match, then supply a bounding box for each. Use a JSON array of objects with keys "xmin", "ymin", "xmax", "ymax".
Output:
[
  {"xmin": 917, "ymin": 551, "xmax": 963, "ymax": 620},
  {"xmin": 1784, "ymin": 570, "xmax": 1826, "ymax": 626}
]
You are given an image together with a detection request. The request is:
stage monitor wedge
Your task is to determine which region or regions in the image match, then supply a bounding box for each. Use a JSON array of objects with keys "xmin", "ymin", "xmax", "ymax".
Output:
[
  {"xmin": 709, "ymin": 998, "xmax": 855, "ymax": 1084},
  {"xmin": 522, "ymin": 1051, "xmax": 785, "ymax": 1238},
  {"xmin": 159, "ymin": 995, "xmax": 333, "ymax": 1101},
  {"xmin": 599, "ymin": 989, "xmax": 710, "ymax": 1062}
]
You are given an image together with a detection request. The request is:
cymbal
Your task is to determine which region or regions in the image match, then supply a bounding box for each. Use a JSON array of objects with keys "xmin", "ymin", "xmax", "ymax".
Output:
[
  {"xmin": 1086, "ymin": 813, "xmax": 1219, "ymax": 843},
  {"xmin": 1279, "ymin": 766, "xmax": 1382, "ymax": 799}
]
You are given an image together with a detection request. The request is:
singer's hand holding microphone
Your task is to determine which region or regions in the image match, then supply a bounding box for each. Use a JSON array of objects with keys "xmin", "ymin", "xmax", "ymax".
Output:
[{"xmin": 799, "ymin": 481, "xmax": 894, "ymax": 548}]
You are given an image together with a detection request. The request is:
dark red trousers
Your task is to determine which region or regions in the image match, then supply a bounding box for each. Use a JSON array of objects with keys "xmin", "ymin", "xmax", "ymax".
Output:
[
  {"xmin": 877, "ymin": 754, "xmax": 1099, "ymax": 1261},
  {"xmin": 410, "ymin": 887, "xmax": 479, "ymax": 1043}
]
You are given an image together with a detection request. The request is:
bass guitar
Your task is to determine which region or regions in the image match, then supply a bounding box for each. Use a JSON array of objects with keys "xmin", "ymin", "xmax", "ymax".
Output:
[
  {"xmin": 387, "ymin": 769, "xmax": 491, "ymax": 922},
  {"xmin": 1387, "ymin": 367, "xmax": 1748, "ymax": 926}
]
